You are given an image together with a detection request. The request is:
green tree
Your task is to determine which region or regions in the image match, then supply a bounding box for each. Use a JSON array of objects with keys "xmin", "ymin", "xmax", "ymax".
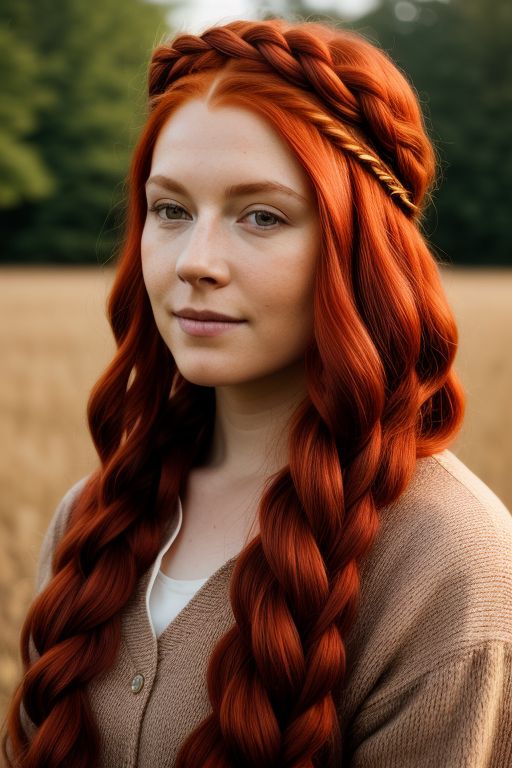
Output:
[
  {"xmin": 0, "ymin": 1, "xmax": 54, "ymax": 207},
  {"xmin": 0, "ymin": 0, "xmax": 172, "ymax": 264}
]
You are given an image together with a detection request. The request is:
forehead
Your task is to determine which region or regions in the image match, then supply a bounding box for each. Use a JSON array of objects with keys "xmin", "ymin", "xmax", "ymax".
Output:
[{"xmin": 149, "ymin": 99, "xmax": 311, "ymax": 192}]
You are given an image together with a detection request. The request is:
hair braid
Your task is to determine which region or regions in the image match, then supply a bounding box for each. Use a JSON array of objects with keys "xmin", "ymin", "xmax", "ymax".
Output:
[
  {"xmin": 149, "ymin": 21, "xmax": 426, "ymax": 216},
  {"xmin": 175, "ymin": 344, "xmax": 387, "ymax": 767}
]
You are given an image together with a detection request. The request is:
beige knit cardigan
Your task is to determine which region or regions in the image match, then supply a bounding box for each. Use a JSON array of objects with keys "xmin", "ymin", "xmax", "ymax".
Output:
[{"xmin": 16, "ymin": 450, "xmax": 512, "ymax": 766}]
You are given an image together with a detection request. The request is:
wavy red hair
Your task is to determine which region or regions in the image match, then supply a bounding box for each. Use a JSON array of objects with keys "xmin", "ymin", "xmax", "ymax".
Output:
[{"xmin": 2, "ymin": 18, "xmax": 465, "ymax": 768}]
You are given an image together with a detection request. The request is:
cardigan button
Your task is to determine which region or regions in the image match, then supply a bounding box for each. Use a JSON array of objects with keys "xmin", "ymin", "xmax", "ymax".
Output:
[{"xmin": 131, "ymin": 673, "xmax": 144, "ymax": 694}]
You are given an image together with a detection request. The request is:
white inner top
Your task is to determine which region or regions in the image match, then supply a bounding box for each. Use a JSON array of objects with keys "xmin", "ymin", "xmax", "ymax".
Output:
[{"xmin": 146, "ymin": 497, "xmax": 209, "ymax": 638}]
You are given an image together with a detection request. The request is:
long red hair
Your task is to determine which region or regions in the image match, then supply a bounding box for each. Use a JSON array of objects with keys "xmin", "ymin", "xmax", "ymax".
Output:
[{"xmin": 3, "ymin": 18, "xmax": 465, "ymax": 768}]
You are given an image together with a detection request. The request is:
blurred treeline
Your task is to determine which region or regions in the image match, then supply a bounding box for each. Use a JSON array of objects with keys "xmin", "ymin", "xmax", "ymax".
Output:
[
  {"xmin": 0, "ymin": 0, "xmax": 170, "ymax": 264},
  {"xmin": 0, "ymin": 0, "xmax": 510, "ymax": 265}
]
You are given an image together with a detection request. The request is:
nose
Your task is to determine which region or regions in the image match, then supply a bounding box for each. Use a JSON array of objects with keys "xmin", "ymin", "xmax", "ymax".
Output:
[{"xmin": 175, "ymin": 216, "xmax": 230, "ymax": 287}]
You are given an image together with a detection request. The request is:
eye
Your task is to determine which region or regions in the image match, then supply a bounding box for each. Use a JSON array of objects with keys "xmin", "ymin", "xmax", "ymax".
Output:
[
  {"xmin": 149, "ymin": 203, "xmax": 191, "ymax": 221},
  {"xmin": 245, "ymin": 210, "xmax": 284, "ymax": 228}
]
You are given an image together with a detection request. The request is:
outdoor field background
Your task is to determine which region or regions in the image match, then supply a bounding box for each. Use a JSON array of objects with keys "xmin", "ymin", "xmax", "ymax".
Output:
[{"xmin": 1, "ymin": 265, "xmax": 511, "ymax": 720}]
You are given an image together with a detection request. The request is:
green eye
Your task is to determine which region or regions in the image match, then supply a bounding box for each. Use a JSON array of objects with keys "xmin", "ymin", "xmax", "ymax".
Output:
[
  {"xmin": 247, "ymin": 210, "xmax": 283, "ymax": 228},
  {"xmin": 151, "ymin": 203, "xmax": 190, "ymax": 220}
]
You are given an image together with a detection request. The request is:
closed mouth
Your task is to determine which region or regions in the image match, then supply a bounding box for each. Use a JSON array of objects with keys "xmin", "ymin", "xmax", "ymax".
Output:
[{"xmin": 173, "ymin": 309, "xmax": 244, "ymax": 322}]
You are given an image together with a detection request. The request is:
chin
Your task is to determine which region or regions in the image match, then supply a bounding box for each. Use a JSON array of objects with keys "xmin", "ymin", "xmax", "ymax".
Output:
[
  {"xmin": 170, "ymin": 346, "xmax": 257, "ymax": 388},
  {"xmin": 179, "ymin": 373, "xmax": 228, "ymax": 388},
  {"xmin": 174, "ymin": 364, "xmax": 242, "ymax": 388}
]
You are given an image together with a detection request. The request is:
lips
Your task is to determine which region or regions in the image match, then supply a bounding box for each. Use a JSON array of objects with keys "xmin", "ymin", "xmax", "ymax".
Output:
[
  {"xmin": 173, "ymin": 311, "xmax": 245, "ymax": 338},
  {"xmin": 173, "ymin": 308, "xmax": 243, "ymax": 322}
]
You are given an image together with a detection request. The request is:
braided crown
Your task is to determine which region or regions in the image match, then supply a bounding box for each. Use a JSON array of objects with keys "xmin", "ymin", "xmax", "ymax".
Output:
[{"xmin": 149, "ymin": 21, "xmax": 425, "ymax": 218}]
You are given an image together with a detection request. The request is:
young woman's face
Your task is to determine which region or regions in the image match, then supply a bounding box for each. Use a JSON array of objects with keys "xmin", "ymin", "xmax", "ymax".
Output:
[{"xmin": 141, "ymin": 99, "xmax": 320, "ymax": 388}]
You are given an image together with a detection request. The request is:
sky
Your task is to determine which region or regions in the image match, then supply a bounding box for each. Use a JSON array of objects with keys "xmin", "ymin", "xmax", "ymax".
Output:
[{"xmin": 168, "ymin": 0, "xmax": 380, "ymax": 34}]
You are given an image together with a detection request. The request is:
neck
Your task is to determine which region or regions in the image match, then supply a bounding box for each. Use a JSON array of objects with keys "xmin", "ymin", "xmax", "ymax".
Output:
[{"xmin": 203, "ymin": 360, "xmax": 308, "ymax": 481}]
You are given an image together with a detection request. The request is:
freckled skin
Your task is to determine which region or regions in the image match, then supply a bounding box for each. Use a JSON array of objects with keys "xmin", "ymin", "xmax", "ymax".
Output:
[{"xmin": 141, "ymin": 99, "xmax": 321, "ymax": 391}]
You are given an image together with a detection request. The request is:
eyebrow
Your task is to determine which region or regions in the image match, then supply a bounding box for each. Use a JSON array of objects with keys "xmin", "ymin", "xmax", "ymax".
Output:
[{"xmin": 145, "ymin": 174, "xmax": 308, "ymax": 203}]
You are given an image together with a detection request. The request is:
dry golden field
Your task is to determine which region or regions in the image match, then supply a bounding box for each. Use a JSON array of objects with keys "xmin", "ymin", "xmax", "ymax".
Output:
[{"xmin": 1, "ymin": 265, "xmax": 511, "ymax": 722}]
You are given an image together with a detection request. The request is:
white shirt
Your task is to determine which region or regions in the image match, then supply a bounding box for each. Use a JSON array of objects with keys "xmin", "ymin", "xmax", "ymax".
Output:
[{"xmin": 146, "ymin": 497, "xmax": 208, "ymax": 638}]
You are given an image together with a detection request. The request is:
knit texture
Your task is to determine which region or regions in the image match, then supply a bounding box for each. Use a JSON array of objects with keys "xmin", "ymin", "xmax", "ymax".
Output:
[{"xmin": 23, "ymin": 450, "xmax": 512, "ymax": 766}]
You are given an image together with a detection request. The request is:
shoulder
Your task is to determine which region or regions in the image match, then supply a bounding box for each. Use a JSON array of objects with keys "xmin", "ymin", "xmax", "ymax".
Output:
[
  {"xmin": 35, "ymin": 475, "xmax": 91, "ymax": 593},
  {"xmin": 429, "ymin": 448, "xmax": 511, "ymax": 529},
  {"xmin": 402, "ymin": 448, "xmax": 511, "ymax": 536},
  {"xmin": 373, "ymin": 449, "xmax": 512, "ymax": 585},
  {"xmin": 350, "ymin": 450, "xmax": 512, "ymax": 686},
  {"xmin": 388, "ymin": 449, "xmax": 512, "ymax": 602}
]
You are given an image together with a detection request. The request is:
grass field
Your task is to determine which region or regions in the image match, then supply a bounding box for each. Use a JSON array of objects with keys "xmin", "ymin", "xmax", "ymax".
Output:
[{"xmin": 1, "ymin": 265, "xmax": 511, "ymax": 721}]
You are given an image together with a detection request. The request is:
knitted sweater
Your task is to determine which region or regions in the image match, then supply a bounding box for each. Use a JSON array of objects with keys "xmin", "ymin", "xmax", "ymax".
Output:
[{"xmin": 20, "ymin": 450, "xmax": 512, "ymax": 766}]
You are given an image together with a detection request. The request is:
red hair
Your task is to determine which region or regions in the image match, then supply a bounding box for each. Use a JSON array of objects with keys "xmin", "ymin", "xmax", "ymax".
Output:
[{"xmin": 3, "ymin": 18, "xmax": 464, "ymax": 768}]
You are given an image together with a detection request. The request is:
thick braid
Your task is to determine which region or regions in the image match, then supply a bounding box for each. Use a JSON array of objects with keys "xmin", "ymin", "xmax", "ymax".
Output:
[
  {"xmin": 150, "ymin": 22, "xmax": 425, "ymax": 216},
  {"xmin": 7, "ymin": 383, "xmax": 212, "ymax": 767},
  {"xmin": 14, "ymin": 477, "xmax": 158, "ymax": 766},
  {"xmin": 175, "ymin": 342, "xmax": 387, "ymax": 767}
]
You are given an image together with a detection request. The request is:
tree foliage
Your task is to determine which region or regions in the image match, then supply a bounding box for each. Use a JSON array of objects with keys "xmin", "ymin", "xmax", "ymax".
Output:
[
  {"xmin": 0, "ymin": 1, "xmax": 55, "ymax": 208},
  {"xmin": 0, "ymin": 0, "xmax": 171, "ymax": 263}
]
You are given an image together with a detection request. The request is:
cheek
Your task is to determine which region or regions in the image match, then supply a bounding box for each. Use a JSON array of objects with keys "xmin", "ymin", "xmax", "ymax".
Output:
[
  {"xmin": 141, "ymin": 227, "xmax": 170, "ymax": 301},
  {"xmin": 276, "ymin": 244, "xmax": 318, "ymax": 320},
  {"xmin": 252, "ymin": 265, "xmax": 316, "ymax": 342},
  {"xmin": 284, "ymin": 248, "xmax": 317, "ymax": 340},
  {"xmin": 246, "ymin": 233, "xmax": 318, "ymax": 307}
]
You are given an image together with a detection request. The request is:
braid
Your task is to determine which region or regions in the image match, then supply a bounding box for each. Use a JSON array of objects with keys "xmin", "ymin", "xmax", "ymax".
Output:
[
  {"xmin": 150, "ymin": 22, "xmax": 424, "ymax": 216},
  {"xmin": 288, "ymin": 107, "xmax": 419, "ymax": 215}
]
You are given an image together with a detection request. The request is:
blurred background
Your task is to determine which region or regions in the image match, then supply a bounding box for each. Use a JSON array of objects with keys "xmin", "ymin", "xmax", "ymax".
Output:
[{"xmin": 1, "ymin": 0, "xmax": 511, "ymax": 720}]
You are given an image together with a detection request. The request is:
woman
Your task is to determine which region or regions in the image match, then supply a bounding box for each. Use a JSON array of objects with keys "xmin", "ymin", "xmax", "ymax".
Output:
[{"xmin": 3, "ymin": 17, "xmax": 512, "ymax": 768}]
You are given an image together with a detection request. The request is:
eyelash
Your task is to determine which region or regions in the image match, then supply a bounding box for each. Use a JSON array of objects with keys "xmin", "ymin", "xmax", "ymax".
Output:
[{"xmin": 148, "ymin": 203, "xmax": 286, "ymax": 229}]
